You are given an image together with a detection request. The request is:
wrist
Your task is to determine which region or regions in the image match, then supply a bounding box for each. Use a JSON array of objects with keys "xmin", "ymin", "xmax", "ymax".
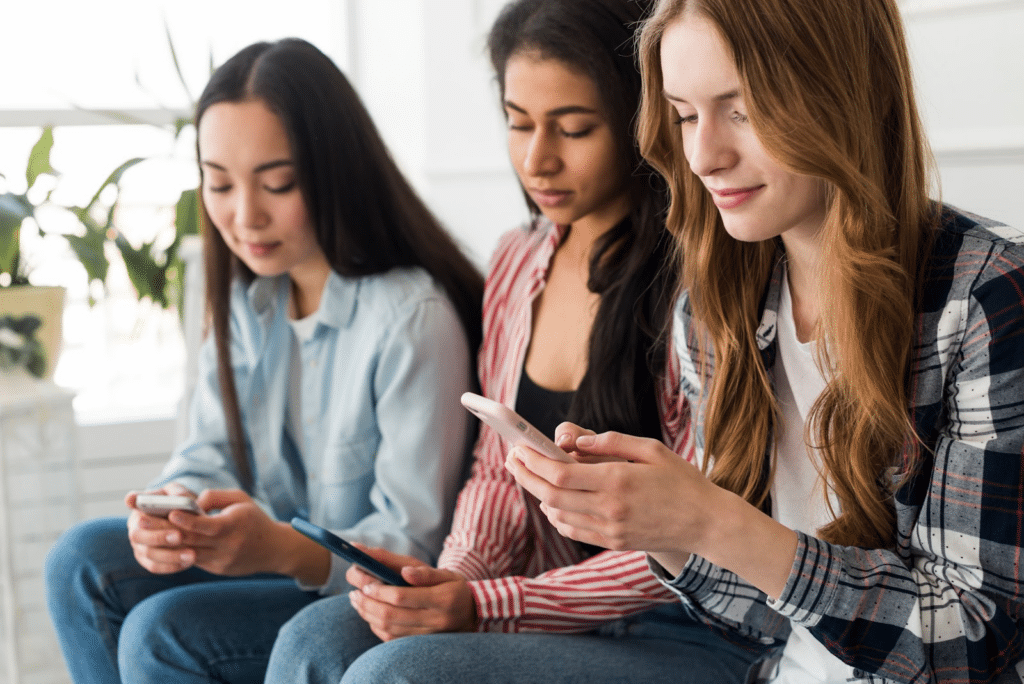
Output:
[
  {"xmin": 274, "ymin": 522, "xmax": 331, "ymax": 585},
  {"xmin": 697, "ymin": 488, "xmax": 799, "ymax": 599}
]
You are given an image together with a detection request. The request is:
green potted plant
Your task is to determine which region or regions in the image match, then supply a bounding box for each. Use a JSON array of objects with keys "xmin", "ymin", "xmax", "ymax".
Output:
[{"xmin": 0, "ymin": 125, "xmax": 198, "ymax": 381}]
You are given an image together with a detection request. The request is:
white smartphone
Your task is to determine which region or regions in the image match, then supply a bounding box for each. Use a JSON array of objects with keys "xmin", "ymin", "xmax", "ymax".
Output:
[
  {"xmin": 135, "ymin": 494, "xmax": 203, "ymax": 517},
  {"xmin": 460, "ymin": 391, "xmax": 574, "ymax": 463}
]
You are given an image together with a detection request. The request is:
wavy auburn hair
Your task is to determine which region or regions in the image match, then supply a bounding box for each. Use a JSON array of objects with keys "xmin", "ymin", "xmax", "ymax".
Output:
[{"xmin": 637, "ymin": 0, "xmax": 938, "ymax": 548}]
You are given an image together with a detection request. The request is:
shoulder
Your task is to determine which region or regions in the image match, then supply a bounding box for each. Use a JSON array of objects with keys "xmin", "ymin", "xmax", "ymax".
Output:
[
  {"xmin": 924, "ymin": 205, "xmax": 1024, "ymax": 306},
  {"xmin": 488, "ymin": 217, "xmax": 558, "ymax": 274},
  {"xmin": 348, "ymin": 267, "xmax": 455, "ymax": 320}
]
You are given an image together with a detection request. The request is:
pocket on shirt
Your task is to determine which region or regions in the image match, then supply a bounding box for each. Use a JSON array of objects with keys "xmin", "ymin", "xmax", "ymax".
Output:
[{"xmin": 316, "ymin": 435, "xmax": 378, "ymax": 527}]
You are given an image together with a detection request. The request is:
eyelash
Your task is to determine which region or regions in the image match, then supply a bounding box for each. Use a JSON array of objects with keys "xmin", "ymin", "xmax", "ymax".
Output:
[
  {"xmin": 206, "ymin": 182, "xmax": 296, "ymax": 194},
  {"xmin": 508, "ymin": 124, "xmax": 595, "ymax": 139},
  {"xmin": 673, "ymin": 112, "xmax": 749, "ymax": 125}
]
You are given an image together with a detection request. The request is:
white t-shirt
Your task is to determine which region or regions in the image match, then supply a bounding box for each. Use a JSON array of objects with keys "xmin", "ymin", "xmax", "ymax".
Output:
[
  {"xmin": 770, "ymin": 271, "xmax": 855, "ymax": 684},
  {"xmin": 286, "ymin": 308, "xmax": 320, "ymax": 458}
]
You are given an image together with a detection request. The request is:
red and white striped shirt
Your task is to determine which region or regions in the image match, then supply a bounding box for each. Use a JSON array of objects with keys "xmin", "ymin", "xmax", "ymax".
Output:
[{"xmin": 438, "ymin": 219, "xmax": 694, "ymax": 633}]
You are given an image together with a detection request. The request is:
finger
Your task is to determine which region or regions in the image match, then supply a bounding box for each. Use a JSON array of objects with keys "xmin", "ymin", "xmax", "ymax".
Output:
[
  {"xmin": 509, "ymin": 446, "xmax": 603, "ymax": 492},
  {"xmin": 163, "ymin": 482, "xmax": 194, "ymax": 497},
  {"xmin": 537, "ymin": 503, "xmax": 617, "ymax": 549},
  {"xmin": 135, "ymin": 543, "xmax": 196, "ymax": 571},
  {"xmin": 351, "ymin": 544, "xmax": 427, "ymax": 570},
  {"xmin": 507, "ymin": 451, "xmax": 613, "ymax": 517},
  {"xmin": 168, "ymin": 508, "xmax": 224, "ymax": 537},
  {"xmin": 553, "ymin": 422, "xmax": 596, "ymax": 450},
  {"xmin": 195, "ymin": 488, "xmax": 248, "ymax": 512},
  {"xmin": 401, "ymin": 565, "xmax": 460, "ymax": 588},
  {"xmin": 128, "ymin": 522, "xmax": 186, "ymax": 548},
  {"xmin": 350, "ymin": 590, "xmax": 438, "ymax": 636},
  {"xmin": 571, "ymin": 431, "xmax": 665, "ymax": 464},
  {"xmin": 346, "ymin": 564, "xmax": 378, "ymax": 590}
]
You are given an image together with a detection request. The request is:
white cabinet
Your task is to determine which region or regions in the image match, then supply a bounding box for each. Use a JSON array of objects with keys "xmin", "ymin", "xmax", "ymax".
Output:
[{"xmin": 0, "ymin": 378, "xmax": 77, "ymax": 684}]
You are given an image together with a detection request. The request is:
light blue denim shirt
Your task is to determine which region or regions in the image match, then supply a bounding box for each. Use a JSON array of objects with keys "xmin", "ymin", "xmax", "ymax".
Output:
[{"xmin": 152, "ymin": 267, "xmax": 474, "ymax": 594}]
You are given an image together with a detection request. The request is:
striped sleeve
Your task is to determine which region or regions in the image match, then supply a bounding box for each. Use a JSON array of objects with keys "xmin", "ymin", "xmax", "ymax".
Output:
[{"xmin": 438, "ymin": 220, "xmax": 691, "ymax": 633}]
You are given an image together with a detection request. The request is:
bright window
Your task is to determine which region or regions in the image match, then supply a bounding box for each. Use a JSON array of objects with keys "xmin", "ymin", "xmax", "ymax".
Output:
[{"xmin": 2, "ymin": 0, "xmax": 347, "ymax": 423}]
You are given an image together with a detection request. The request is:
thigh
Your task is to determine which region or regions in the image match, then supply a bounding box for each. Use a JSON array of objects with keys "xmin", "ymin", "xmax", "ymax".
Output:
[
  {"xmin": 266, "ymin": 593, "xmax": 382, "ymax": 684},
  {"xmin": 341, "ymin": 612, "xmax": 761, "ymax": 684},
  {"xmin": 119, "ymin": 577, "xmax": 319, "ymax": 684}
]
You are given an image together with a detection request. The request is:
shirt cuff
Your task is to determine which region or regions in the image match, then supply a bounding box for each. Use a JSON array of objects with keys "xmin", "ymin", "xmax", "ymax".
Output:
[
  {"xmin": 468, "ymin": 577, "xmax": 524, "ymax": 632},
  {"xmin": 648, "ymin": 552, "xmax": 724, "ymax": 603},
  {"xmin": 765, "ymin": 532, "xmax": 839, "ymax": 627}
]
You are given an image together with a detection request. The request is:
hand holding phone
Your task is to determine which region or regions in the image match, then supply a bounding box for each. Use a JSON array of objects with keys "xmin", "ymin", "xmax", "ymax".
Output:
[
  {"xmin": 135, "ymin": 494, "xmax": 203, "ymax": 517},
  {"xmin": 460, "ymin": 392, "xmax": 574, "ymax": 463},
  {"xmin": 290, "ymin": 518, "xmax": 411, "ymax": 587}
]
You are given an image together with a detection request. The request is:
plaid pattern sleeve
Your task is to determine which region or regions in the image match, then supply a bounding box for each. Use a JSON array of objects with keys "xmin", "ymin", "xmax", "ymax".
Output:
[
  {"xmin": 438, "ymin": 220, "xmax": 690, "ymax": 633},
  {"xmin": 664, "ymin": 207, "xmax": 1024, "ymax": 683}
]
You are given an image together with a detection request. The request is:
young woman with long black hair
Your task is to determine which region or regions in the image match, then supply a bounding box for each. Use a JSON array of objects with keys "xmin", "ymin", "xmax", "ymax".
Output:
[{"xmin": 45, "ymin": 38, "xmax": 482, "ymax": 683}]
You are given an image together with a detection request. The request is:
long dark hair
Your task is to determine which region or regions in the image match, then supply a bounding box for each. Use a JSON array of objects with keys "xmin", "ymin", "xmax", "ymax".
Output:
[
  {"xmin": 488, "ymin": 0, "xmax": 677, "ymax": 439},
  {"xmin": 195, "ymin": 38, "xmax": 484, "ymax": 489}
]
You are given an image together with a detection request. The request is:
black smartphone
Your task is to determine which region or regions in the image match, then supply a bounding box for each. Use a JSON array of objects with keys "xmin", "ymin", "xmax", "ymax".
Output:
[{"xmin": 290, "ymin": 517, "xmax": 411, "ymax": 587}]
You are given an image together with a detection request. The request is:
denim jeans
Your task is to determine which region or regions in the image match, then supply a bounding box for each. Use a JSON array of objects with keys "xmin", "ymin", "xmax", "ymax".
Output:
[
  {"xmin": 44, "ymin": 517, "xmax": 322, "ymax": 683},
  {"xmin": 274, "ymin": 599, "xmax": 763, "ymax": 684}
]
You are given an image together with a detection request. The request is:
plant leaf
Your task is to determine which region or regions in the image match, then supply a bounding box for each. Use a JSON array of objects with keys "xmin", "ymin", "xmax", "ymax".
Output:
[
  {"xmin": 115, "ymin": 233, "xmax": 169, "ymax": 307},
  {"xmin": 26, "ymin": 127, "xmax": 57, "ymax": 190},
  {"xmin": 83, "ymin": 157, "xmax": 145, "ymax": 213},
  {"xmin": 0, "ymin": 193, "xmax": 33, "ymax": 277},
  {"xmin": 175, "ymin": 188, "xmax": 199, "ymax": 237},
  {"xmin": 163, "ymin": 18, "xmax": 194, "ymax": 106}
]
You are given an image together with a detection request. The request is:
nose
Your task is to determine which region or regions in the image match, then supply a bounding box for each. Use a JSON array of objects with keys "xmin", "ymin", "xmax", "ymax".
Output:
[
  {"xmin": 522, "ymin": 129, "xmax": 562, "ymax": 178},
  {"xmin": 686, "ymin": 118, "xmax": 737, "ymax": 178},
  {"xmin": 234, "ymin": 187, "xmax": 268, "ymax": 229}
]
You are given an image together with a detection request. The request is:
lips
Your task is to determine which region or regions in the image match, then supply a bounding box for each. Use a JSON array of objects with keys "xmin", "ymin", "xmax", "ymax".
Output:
[
  {"xmin": 529, "ymin": 188, "xmax": 573, "ymax": 208},
  {"xmin": 709, "ymin": 185, "xmax": 764, "ymax": 210},
  {"xmin": 245, "ymin": 241, "xmax": 280, "ymax": 257}
]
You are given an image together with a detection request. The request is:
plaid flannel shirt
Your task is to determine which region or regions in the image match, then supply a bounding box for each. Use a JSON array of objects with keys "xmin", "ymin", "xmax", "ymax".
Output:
[{"xmin": 662, "ymin": 206, "xmax": 1024, "ymax": 684}]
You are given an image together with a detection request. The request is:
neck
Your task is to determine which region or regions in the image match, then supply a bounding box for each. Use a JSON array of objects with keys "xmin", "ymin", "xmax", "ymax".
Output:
[
  {"xmin": 289, "ymin": 263, "xmax": 331, "ymax": 319},
  {"xmin": 780, "ymin": 232, "xmax": 822, "ymax": 343},
  {"xmin": 563, "ymin": 199, "xmax": 631, "ymax": 268}
]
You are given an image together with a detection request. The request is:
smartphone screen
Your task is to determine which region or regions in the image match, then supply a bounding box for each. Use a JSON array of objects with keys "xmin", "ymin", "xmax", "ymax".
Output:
[{"xmin": 290, "ymin": 518, "xmax": 411, "ymax": 587}]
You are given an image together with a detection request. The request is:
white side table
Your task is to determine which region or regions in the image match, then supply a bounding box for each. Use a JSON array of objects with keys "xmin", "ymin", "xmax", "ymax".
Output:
[{"xmin": 0, "ymin": 375, "xmax": 78, "ymax": 684}]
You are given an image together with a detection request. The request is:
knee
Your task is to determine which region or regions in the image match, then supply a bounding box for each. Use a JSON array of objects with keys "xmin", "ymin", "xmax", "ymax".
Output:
[
  {"xmin": 341, "ymin": 638, "xmax": 435, "ymax": 684},
  {"xmin": 269, "ymin": 595, "xmax": 378, "ymax": 684},
  {"xmin": 45, "ymin": 517, "xmax": 129, "ymax": 607},
  {"xmin": 117, "ymin": 590, "xmax": 195, "ymax": 676}
]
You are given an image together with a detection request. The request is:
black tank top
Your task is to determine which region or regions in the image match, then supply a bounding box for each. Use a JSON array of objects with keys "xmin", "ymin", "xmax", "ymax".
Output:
[{"xmin": 515, "ymin": 371, "xmax": 603, "ymax": 558}]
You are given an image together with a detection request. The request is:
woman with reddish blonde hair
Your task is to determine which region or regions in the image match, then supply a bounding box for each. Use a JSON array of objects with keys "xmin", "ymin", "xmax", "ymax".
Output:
[{"xmin": 511, "ymin": 0, "xmax": 1024, "ymax": 682}]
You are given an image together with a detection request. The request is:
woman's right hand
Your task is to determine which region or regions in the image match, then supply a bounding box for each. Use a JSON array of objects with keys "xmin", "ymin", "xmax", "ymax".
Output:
[{"xmin": 125, "ymin": 483, "xmax": 199, "ymax": 574}]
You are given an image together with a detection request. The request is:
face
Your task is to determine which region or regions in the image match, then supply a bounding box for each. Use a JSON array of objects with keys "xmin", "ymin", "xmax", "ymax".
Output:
[
  {"xmin": 199, "ymin": 99, "xmax": 330, "ymax": 283},
  {"xmin": 503, "ymin": 53, "xmax": 630, "ymax": 232},
  {"xmin": 660, "ymin": 13, "xmax": 827, "ymax": 246}
]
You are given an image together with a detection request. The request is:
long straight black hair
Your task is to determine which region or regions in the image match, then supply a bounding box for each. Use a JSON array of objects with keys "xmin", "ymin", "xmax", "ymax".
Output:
[
  {"xmin": 195, "ymin": 39, "xmax": 484, "ymax": 489},
  {"xmin": 488, "ymin": 0, "xmax": 677, "ymax": 439}
]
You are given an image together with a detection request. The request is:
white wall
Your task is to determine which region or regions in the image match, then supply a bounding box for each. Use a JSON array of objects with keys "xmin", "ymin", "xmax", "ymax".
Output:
[
  {"xmin": 346, "ymin": 0, "xmax": 1024, "ymax": 270},
  {"xmin": 903, "ymin": 0, "xmax": 1024, "ymax": 229}
]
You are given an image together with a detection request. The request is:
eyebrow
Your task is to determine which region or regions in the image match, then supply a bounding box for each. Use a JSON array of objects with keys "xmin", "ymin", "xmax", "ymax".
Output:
[
  {"xmin": 662, "ymin": 89, "xmax": 741, "ymax": 104},
  {"xmin": 201, "ymin": 159, "xmax": 294, "ymax": 173},
  {"xmin": 504, "ymin": 100, "xmax": 600, "ymax": 117}
]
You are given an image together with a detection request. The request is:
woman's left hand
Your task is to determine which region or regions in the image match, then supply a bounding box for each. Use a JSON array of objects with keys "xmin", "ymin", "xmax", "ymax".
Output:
[
  {"xmin": 346, "ymin": 546, "xmax": 477, "ymax": 641},
  {"xmin": 508, "ymin": 424, "xmax": 722, "ymax": 569},
  {"xmin": 168, "ymin": 489, "xmax": 291, "ymax": 576}
]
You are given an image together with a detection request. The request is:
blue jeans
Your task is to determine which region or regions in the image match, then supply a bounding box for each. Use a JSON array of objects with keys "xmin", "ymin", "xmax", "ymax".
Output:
[
  {"xmin": 44, "ymin": 517, "xmax": 323, "ymax": 683},
  {"xmin": 318, "ymin": 603, "xmax": 762, "ymax": 684}
]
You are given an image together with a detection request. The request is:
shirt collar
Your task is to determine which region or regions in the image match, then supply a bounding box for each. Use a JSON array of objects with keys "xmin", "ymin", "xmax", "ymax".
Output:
[{"xmin": 245, "ymin": 270, "xmax": 357, "ymax": 331}]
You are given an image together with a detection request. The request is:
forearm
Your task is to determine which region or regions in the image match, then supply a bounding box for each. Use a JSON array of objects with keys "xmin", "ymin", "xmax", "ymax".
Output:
[
  {"xmin": 692, "ymin": 486, "xmax": 799, "ymax": 600},
  {"xmin": 469, "ymin": 550, "xmax": 677, "ymax": 633}
]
